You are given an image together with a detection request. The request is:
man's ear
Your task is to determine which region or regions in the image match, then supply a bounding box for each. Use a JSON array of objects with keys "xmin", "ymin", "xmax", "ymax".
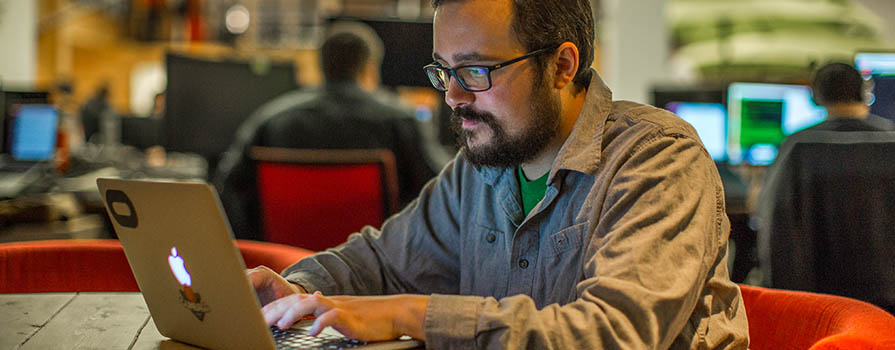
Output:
[
  {"xmin": 552, "ymin": 42, "xmax": 579, "ymax": 90},
  {"xmin": 358, "ymin": 61, "xmax": 381, "ymax": 93}
]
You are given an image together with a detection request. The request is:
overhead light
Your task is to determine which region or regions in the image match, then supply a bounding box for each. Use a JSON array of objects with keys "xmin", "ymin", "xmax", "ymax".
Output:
[{"xmin": 225, "ymin": 4, "xmax": 251, "ymax": 35}]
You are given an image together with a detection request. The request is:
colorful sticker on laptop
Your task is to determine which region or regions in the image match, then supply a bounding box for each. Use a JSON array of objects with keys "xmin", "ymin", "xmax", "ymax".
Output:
[{"xmin": 168, "ymin": 247, "xmax": 210, "ymax": 321}]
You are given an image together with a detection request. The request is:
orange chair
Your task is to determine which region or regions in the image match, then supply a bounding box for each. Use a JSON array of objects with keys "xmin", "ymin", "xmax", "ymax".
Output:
[
  {"xmin": 0, "ymin": 239, "xmax": 313, "ymax": 293},
  {"xmin": 740, "ymin": 284, "xmax": 895, "ymax": 350},
  {"xmin": 251, "ymin": 147, "xmax": 399, "ymax": 251}
]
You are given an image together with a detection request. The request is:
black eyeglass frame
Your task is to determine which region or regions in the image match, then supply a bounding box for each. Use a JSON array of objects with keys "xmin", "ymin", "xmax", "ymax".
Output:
[{"xmin": 423, "ymin": 44, "xmax": 560, "ymax": 92}]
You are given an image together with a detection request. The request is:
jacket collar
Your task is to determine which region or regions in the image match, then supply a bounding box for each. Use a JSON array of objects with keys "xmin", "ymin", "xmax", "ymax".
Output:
[{"xmin": 477, "ymin": 68, "xmax": 612, "ymax": 185}]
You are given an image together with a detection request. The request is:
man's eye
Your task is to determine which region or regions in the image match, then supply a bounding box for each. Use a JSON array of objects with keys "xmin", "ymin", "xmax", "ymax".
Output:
[{"xmin": 468, "ymin": 68, "xmax": 487, "ymax": 77}]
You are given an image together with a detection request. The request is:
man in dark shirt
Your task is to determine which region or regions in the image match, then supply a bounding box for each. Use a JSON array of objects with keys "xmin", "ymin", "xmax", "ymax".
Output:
[
  {"xmin": 803, "ymin": 62, "xmax": 894, "ymax": 132},
  {"xmin": 214, "ymin": 21, "xmax": 438, "ymax": 241}
]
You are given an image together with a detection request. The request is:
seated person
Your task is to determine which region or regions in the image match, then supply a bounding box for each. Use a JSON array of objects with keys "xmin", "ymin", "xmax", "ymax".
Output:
[
  {"xmin": 753, "ymin": 63, "xmax": 895, "ymax": 310},
  {"xmin": 214, "ymin": 22, "xmax": 438, "ymax": 241},
  {"xmin": 247, "ymin": 0, "xmax": 749, "ymax": 348},
  {"xmin": 801, "ymin": 62, "xmax": 894, "ymax": 133}
]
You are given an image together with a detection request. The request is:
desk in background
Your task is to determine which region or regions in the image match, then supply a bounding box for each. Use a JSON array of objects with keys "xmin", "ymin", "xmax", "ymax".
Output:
[{"xmin": 0, "ymin": 148, "xmax": 208, "ymax": 244}]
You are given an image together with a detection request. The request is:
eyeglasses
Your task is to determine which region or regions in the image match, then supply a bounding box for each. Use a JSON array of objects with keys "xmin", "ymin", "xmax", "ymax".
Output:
[{"xmin": 423, "ymin": 45, "xmax": 559, "ymax": 92}]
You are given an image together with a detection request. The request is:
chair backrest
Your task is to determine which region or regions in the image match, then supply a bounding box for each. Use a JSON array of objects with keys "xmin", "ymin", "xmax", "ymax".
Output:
[
  {"xmin": 757, "ymin": 131, "xmax": 895, "ymax": 313},
  {"xmin": 739, "ymin": 284, "xmax": 895, "ymax": 350},
  {"xmin": 0, "ymin": 239, "xmax": 313, "ymax": 293},
  {"xmin": 250, "ymin": 147, "xmax": 399, "ymax": 251}
]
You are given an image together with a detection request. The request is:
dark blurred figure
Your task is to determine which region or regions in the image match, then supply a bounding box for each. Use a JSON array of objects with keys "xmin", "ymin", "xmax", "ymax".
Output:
[
  {"xmin": 804, "ymin": 62, "xmax": 894, "ymax": 133},
  {"xmin": 79, "ymin": 84, "xmax": 111, "ymax": 143},
  {"xmin": 214, "ymin": 21, "xmax": 438, "ymax": 241}
]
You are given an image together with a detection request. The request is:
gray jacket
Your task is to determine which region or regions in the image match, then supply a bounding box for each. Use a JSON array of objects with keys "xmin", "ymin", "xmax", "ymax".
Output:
[{"xmin": 283, "ymin": 70, "xmax": 749, "ymax": 349}]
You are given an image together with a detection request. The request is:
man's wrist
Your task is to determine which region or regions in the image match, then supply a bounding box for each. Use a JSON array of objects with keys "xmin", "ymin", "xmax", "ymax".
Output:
[{"xmin": 393, "ymin": 295, "xmax": 429, "ymax": 340}]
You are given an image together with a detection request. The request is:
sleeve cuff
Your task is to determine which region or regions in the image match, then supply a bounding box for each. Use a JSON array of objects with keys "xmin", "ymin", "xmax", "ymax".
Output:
[{"xmin": 424, "ymin": 294, "xmax": 483, "ymax": 348}]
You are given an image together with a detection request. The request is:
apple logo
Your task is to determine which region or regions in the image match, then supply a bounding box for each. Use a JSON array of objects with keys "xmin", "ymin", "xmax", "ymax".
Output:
[{"xmin": 168, "ymin": 247, "xmax": 192, "ymax": 287}]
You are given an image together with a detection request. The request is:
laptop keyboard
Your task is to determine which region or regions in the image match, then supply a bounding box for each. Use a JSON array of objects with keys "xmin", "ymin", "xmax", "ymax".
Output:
[{"xmin": 271, "ymin": 326, "xmax": 369, "ymax": 349}]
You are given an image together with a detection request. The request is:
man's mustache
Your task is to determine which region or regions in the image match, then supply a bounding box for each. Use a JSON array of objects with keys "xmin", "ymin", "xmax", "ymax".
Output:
[{"xmin": 451, "ymin": 106, "xmax": 495, "ymax": 124}]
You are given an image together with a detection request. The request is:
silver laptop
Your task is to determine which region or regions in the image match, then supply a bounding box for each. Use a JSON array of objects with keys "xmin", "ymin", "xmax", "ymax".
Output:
[{"xmin": 97, "ymin": 178, "xmax": 421, "ymax": 350}]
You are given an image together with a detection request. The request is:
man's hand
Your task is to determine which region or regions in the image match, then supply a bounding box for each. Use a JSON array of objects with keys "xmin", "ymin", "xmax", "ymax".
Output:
[
  {"xmin": 247, "ymin": 265, "xmax": 306, "ymax": 306},
  {"xmin": 262, "ymin": 291, "xmax": 429, "ymax": 342}
]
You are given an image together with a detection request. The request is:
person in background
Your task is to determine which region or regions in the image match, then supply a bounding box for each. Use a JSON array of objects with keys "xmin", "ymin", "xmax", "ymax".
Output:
[
  {"xmin": 804, "ymin": 62, "xmax": 894, "ymax": 132},
  {"xmin": 247, "ymin": 0, "xmax": 749, "ymax": 348},
  {"xmin": 214, "ymin": 21, "xmax": 438, "ymax": 241},
  {"xmin": 753, "ymin": 62, "xmax": 895, "ymax": 301},
  {"xmin": 79, "ymin": 83, "xmax": 112, "ymax": 143}
]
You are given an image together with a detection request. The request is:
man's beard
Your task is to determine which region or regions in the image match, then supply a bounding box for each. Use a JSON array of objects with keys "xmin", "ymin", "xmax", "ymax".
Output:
[{"xmin": 450, "ymin": 75, "xmax": 561, "ymax": 168}]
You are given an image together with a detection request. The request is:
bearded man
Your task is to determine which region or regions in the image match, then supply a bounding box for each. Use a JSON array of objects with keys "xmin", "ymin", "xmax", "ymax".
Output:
[{"xmin": 248, "ymin": 0, "xmax": 750, "ymax": 348}]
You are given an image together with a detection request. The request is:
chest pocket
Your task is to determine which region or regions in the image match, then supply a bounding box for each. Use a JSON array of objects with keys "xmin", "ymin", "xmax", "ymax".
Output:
[{"xmin": 543, "ymin": 221, "xmax": 587, "ymax": 257}]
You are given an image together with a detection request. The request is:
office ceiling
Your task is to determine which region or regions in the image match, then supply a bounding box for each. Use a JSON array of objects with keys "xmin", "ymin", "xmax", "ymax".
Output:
[{"xmin": 669, "ymin": 0, "xmax": 894, "ymax": 82}]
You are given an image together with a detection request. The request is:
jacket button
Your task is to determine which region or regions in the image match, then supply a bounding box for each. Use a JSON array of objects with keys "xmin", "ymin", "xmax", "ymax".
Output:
[
  {"xmin": 518, "ymin": 259, "xmax": 529, "ymax": 269},
  {"xmin": 486, "ymin": 233, "xmax": 496, "ymax": 243}
]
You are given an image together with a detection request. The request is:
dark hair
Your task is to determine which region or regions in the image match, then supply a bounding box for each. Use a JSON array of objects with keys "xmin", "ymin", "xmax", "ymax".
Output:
[
  {"xmin": 320, "ymin": 22, "xmax": 384, "ymax": 83},
  {"xmin": 811, "ymin": 62, "xmax": 865, "ymax": 106},
  {"xmin": 433, "ymin": 0, "xmax": 595, "ymax": 89}
]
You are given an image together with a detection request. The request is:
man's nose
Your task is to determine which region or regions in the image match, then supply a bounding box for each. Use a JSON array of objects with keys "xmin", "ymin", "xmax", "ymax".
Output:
[{"xmin": 444, "ymin": 76, "xmax": 475, "ymax": 109}]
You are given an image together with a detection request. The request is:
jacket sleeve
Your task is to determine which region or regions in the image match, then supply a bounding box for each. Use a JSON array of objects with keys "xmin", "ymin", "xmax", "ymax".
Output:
[
  {"xmin": 424, "ymin": 132, "xmax": 739, "ymax": 349},
  {"xmin": 281, "ymin": 156, "xmax": 464, "ymax": 296}
]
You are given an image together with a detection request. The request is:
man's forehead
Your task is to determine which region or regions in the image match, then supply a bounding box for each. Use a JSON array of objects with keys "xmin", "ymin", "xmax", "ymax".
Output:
[
  {"xmin": 432, "ymin": 0, "xmax": 520, "ymax": 63},
  {"xmin": 433, "ymin": 0, "xmax": 513, "ymax": 30}
]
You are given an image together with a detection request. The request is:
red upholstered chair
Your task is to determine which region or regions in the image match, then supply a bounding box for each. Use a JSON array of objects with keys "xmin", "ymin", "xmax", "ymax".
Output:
[
  {"xmin": 0, "ymin": 239, "xmax": 313, "ymax": 293},
  {"xmin": 251, "ymin": 147, "xmax": 399, "ymax": 251},
  {"xmin": 739, "ymin": 284, "xmax": 895, "ymax": 350},
  {"xmin": 235, "ymin": 239, "xmax": 314, "ymax": 273}
]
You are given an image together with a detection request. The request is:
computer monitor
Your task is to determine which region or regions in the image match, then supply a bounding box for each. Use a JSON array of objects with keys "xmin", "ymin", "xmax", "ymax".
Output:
[
  {"xmin": 665, "ymin": 102, "xmax": 727, "ymax": 162},
  {"xmin": 328, "ymin": 18, "xmax": 434, "ymax": 88},
  {"xmin": 726, "ymin": 82, "xmax": 826, "ymax": 165},
  {"xmin": 855, "ymin": 52, "xmax": 895, "ymax": 120},
  {"xmin": 163, "ymin": 53, "xmax": 298, "ymax": 173},
  {"xmin": 1, "ymin": 91, "xmax": 50, "ymax": 155},
  {"xmin": 7, "ymin": 104, "xmax": 58, "ymax": 161},
  {"xmin": 651, "ymin": 85, "xmax": 726, "ymax": 111}
]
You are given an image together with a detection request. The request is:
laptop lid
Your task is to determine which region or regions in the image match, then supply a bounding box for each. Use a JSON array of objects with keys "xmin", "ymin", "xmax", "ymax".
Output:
[
  {"xmin": 97, "ymin": 178, "xmax": 279, "ymax": 350},
  {"xmin": 97, "ymin": 178, "xmax": 421, "ymax": 350}
]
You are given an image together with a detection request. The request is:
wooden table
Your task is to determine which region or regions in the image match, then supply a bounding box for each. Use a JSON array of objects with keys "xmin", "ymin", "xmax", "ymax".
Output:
[
  {"xmin": 1, "ymin": 292, "xmax": 422, "ymax": 350},
  {"xmin": 0, "ymin": 292, "xmax": 189, "ymax": 350}
]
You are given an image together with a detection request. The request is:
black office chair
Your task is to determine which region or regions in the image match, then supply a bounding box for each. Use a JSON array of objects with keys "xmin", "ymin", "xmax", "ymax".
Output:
[{"xmin": 756, "ymin": 131, "xmax": 895, "ymax": 314}]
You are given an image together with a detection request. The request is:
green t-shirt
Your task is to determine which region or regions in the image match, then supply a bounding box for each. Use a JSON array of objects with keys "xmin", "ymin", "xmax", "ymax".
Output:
[{"xmin": 517, "ymin": 166, "xmax": 549, "ymax": 216}]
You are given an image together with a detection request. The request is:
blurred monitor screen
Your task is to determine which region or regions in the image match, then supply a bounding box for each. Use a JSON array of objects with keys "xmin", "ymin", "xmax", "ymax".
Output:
[
  {"xmin": 651, "ymin": 85, "xmax": 726, "ymax": 111},
  {"xmin": 665, "ymin": 102, "xmax": 727, "ymax": 162},
  {"xmin": 327, "ymin": 18, "xmax": 434, "ymax": 88},
  {"xmin": 1, "ymin": 91, "xmax": 50, "ymax": 155},
  {"xmin": 726, "ymin": 82, "xmax": 826, "ymax": 165},
  {"xmin": 8, "ymin": 104, "xmax": 58, "ymax": 161},
  {"xmin": 855, "ymin": 52, "xmax": 895, "ymax": 76},
  {"xmin": 855, "ymin": 52, "xmax": 895, "ymax": 120},
  {"xmin": 163, "ymin": 53, "xmax": 298, "ymax": 171}
]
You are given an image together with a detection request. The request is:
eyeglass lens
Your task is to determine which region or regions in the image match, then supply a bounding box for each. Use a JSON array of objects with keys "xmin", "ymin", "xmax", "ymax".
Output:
[{"xmin": 425, "ymin": 66, "xmax": 491, "ymax": 92}]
